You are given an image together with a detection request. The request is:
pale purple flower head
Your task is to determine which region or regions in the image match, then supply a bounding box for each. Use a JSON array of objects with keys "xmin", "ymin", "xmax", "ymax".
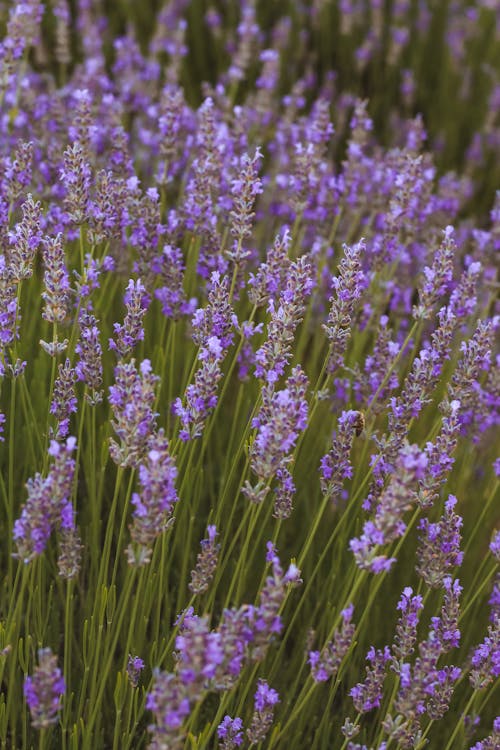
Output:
[{"xmin": 24, "ymin": 648, "xmax": 65, "ymax": 729}]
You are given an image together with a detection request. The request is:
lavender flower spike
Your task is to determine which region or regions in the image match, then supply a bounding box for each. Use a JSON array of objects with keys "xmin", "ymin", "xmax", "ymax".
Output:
[
  {"xmin": 109, "ymin": 278, "xmax": 149, "ymax": 359},
  {"xmin": 24, "ymin": 648, "xmax": 65, "ymax": 729},
  {"xmin": 13, "ymin": 437, "xmax": 77, "ymax": 563},
  {"xmin": 323, "ymin": 239, "xmax": 365, "ymax": 374},
  {"xmin": 413, "ymin": 225, "xmax": 455, "ymax": 320},
  {"xmin": 228, "ymin": 148, "xmax": 263, "ymax": 266},
  {"xmin": 217, "ymin": 715, "xmax": 244, "ymax": 749},
  {"xmin": 127, "ymin": 655, "xmax": 145, "ymax": 688},
  {"xmin": 109, "ymin": 359, "xmax": 159, "ymax": 469},
  {"xmin": 247, "ymin": 680, "xmax": 280, "ymax": 745},
  {"xmin": 309, "ymin": 604, "xmax": 356, "ymax": 682},
  {"xmin": 189, "ymin": 524, "xmax": 219, "ymax": 594},
  {"xmin": 127, "ymin": 429, "xmax": 178, "ymax": 565}
]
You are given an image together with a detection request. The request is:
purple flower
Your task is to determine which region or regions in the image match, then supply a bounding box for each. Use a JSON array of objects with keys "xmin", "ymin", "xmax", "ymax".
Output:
[
  {"xmin": 416, "ymin": 495, "xmax": 464, "ymax": 587},
  {"xmin": 254, "ymin": 255, "xmax": 314, "ymax": 384},
  {"xmin": 50, "ymin": 359, "xmax": 77, "ymax": 438},
  {"xmin": 490, "ymin": 531, "xmax": 500, "ymax": 561},
  {"xmin": 228, "ymin": 148, "xmax": 263, "ymax": 266},
  {"xmin": 127, "ymin": 655, "xmax": 145, "ymax": 688},
  {"xmin": 247, "ymin": 680, "xmax": 279, "ymax": 745},
  {"xmin": 419, "ymin": 400, "xmax": 461, "ymax": 507},
  {"xmin": 217, "ymin": 715, "xmax": 244, "ymax": 749},
  {"xmin": 109, "ymin": 359, "xmax": 159, "ymax": 468},
  {"xmin": 254, "ymin": 679, "xmax": 279, "ymax": 711},
  {"xmin": 189, "ymin": 525, "xmax": 219, "ymax": 594},
  {"xmin": 320, "ymin": 410, "xmax": 363, "ymax": 503},
  {"xmin": 127, "ymin": 430, "xmax": 178, "ymax": 565},
  {"xmin": 413, "ymin": 225, "xmax": 455, "ymax": 319},
  {"xmin": 13, "ymin": 437, "xmax": 77, "ymax": 563},
  {"xmin": 154, "ymin": 244, "xmax": 193, "ymax": 320},
  {"xmin": 75, "ymin": 307, "xmax": 103, "ymax": 404},
  {"xmin": 392, "ymin": 587, "xmax": 424, "ymax": 663},
  {"xmin": 109, "ymin": 278, "xmax": 149, "ymax": 359},
  {"xmin": 323, "ymin": 239, "xmax": 365, "ymax": 373},
  {"xmin": 469, "ymin": 716, "xmax": 500, "ymax": 750},
  {"xmin": 24, "ymin": 648, "xmax": 65, "ymax": 729},
  {"xmin": 60, "ymin": 142, "xmax": 91, "ymax": 225},
  {"xmin": 246, "ymin": 366, "xmax": 308, "ymax": 487},
  {"xmin": 350, "ymin": 646, "xmax": 391, "ymax": 712},
  {"xmin": 0, "ymin": 255, "xmax": 18, "ymax": 347},
  {"xmin": 470, "ymin": 617, "xmax": 500, "ymax": 690},
  {"xmin": 248, "ymin": 229, "xmax": 292, "ymax": 307},
  {"xmin": 272, "ymin": 466, "xmax": 296, "ymax": 520},
  {"xmin": 350, "ymin": 443, "xmax": 426, "ymax": 572},
  {"xmin": 7, "ymin": 194, "xmax": 42, "ymax": 282},
  {"xmin": 309, "ymin": 604, "xmax": 356, "ymax": 683},
  {"xmin": 5, "ymin": 140, "xmax": 34, "ymax": 203},
  {"xmin": 41, "ymin": 234, "xmax": 70, "ymax": 324},
  {"xmin": 174, "ymin": 273, "xmax": 235, "ymax": 440}
]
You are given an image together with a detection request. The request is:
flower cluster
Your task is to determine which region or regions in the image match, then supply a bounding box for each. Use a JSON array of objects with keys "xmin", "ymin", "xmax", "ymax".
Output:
[
  {"xmin": 127, "ymin": 429, "xmax": 178, "ymax": 565},
  {"xmin": 309, "ymin": 604, "xmax": 356, "ymax": 682},
  {"xmin": 146, "ymin": 546, "xmax": 300, "ymax": 747},
  {"xmin": 189, "ymin": 525, "xmax": 219, "ymax": 595},
  {"xmin": 108, "ymin": 359, "xmax": 159, "ymax": 468},
  {"xmin": 24, "ymin": 649, "xmax": 65, "ymax": 730},
  {"xmin": 13, "ymin": 437, "xmax": 78, "ymax": 564}
]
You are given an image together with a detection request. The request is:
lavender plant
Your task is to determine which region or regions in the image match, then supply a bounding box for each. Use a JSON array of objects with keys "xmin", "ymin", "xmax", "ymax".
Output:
[{"xmin": 0, "ymin": 2, "xmax": 499, "ymax": 749}]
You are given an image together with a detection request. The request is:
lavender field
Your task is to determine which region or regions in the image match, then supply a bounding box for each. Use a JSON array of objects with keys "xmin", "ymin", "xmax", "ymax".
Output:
[{"xmin": 0, "ymin": 1, "xmax": 499, "ymax": 748}]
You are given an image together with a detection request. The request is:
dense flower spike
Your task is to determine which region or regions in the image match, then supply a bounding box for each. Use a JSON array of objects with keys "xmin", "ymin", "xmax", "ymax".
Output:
[
  {"xmin": 248, "ymin": 229, "xmax": 292, "ymax": 307},
  {"xmin": 109, "ymin": 278, "xmax": 149, "ymax": 359},
  {"xmin": 24, "ymin": 648, "xmax": 65, "ymax": 729},
  {"xmin": 109, "ymin": 359, "xmax": 159, "ymax": 468},
  {"xmin": 0, "ymin": 255, "xmax": 19, "ymax": 348},
  {"xmin": 41, "ymin": 234, "xmax": 70, "ymax": 325},
  {"xmin": 13, "ymin": 437, "xmax": 77, "ymax": 563},
  {"xmin": 60, "ymin": 142, "xmax": 91, "ymax": 225},
  {"xmin": 7, "ymin": 194, "xmax": 42, "ymax": 282},
  {"xmin": 469, "ymin": 617, "xmax": 500, "ymax": 690},
  {"xmin": 228, "ymin": 148, "xmax": 263, "ymax": 266},
  {"xmin": 154, "ymin": 245, "xmax": 192, "ymax": 320},
  {"xmin": 350, "ymin": 444, "xmax": 428, "ymax": 572},
  {"xmin": 416, "ymin": 495, "xmax": 464, "ymax": 587},
  {"xmin": 392, "ymin": 587, "xmax": 424, "ymax": 665},
  {"xmin": 384, "ymin": 577, "xmax": 462, "ymax": 745},
  {"xmin": 217, "ymin": 715, "xmax": 244, "ymax": 750},
  {"xmin": 247, "ymin": 680, "xmax": 280, "ymax": 745},
  {"xmin": 189, "ymin": 525, "xmax": 219, "ymax": 594},
  {"xmin": 350, "ymin": 646, "xmax": 391, "ymax": 712},
  {"xmin": 254, "ymin": 255, "xmax": 314, "ymax": 384},
  {"xmin": 470, "ymin": 717, "xmax": 500, "ymax": 750},
  {"xmin": 127, "ymin": 429, "xmax": 178, "ymax": 565},
  {"xmin": 413, "ymin": 225, "xmax": 455, "ymax": 320},
  {"xmin": 5, "ymin": 140, "xmax": 34, "ymax": 203},
  {"xmin": 75, "ymin": 307, "xmax": 104, "ymax": 404},
  {"xmin": 309, "ymin": 604, "xmax": 356, "ymax": 682},
  {"xmin": 244, "ymin": 366, "xmax": 308, "ymax": 503},
  {"xmin": 145, "ymin": 547, "xmax": 299, "ymax": 748},
  {"xmin": 50, "ymin": 358, "xmax": 77, "ymax": 438},
  {"xmin": 323, "ymin": 240, "xmax": 365, "ymax": 373},
  {"xmin": 320, "ymin": 410, "xmax": 362, "ymax": 503},
  {"xmin": 173, "ymin": 272, "xmax": 235, "ymax": 440}
]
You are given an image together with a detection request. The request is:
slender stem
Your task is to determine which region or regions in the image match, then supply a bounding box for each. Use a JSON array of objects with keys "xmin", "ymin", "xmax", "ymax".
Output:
[{"xmin": 443, "ymin": 691, "xmax": 476, "ymax": 750}]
